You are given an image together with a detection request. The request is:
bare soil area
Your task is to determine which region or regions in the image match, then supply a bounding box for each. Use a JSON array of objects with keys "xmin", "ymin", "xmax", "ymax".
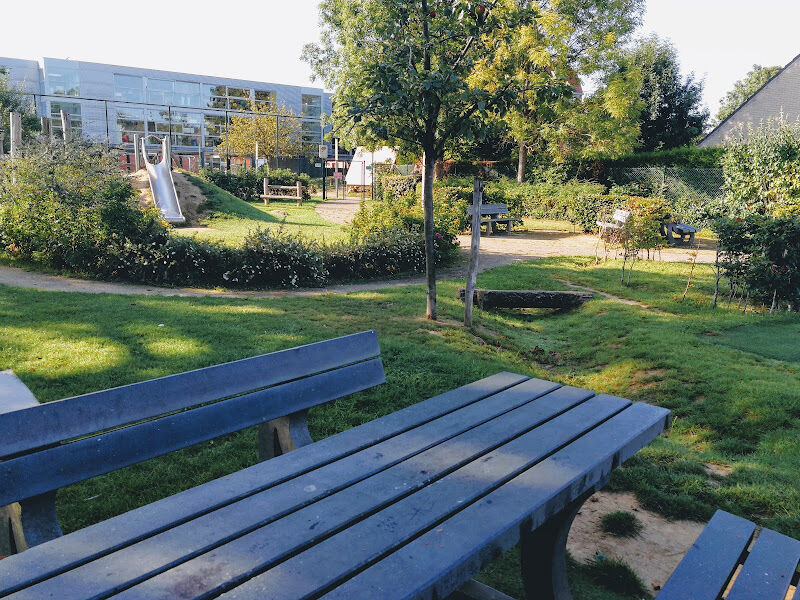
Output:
[{"xmin": 127, "ymin": 170, "xmax": 207, "ymax": 227}]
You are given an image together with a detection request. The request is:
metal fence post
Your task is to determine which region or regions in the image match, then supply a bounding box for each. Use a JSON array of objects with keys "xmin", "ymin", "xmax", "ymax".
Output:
[
  {"xmin": 9, "ymin": 112, "xmax": 22, "ymax": 157},
  {"xmin": 60, "ymin": 110, "xmax": 71, "ymax": 143}
]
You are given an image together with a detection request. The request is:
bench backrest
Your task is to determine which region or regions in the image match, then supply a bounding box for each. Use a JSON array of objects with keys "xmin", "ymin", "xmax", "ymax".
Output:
[
  {"xmin": 0, "ymin": 331, "xmax": 385, "ymax": 505},
  {"xmin": 480, "ymin": 203, "xmax": 509, "ymax": 215},
  {"xmin": 613, "ymin": 209, "xmax": 630, "ymax": 223}
]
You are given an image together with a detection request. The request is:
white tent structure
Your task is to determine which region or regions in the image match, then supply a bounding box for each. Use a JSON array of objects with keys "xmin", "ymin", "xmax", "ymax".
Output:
[{"xmin": 345, "ymin": 146, "xmax": 397, "ymax": 187}]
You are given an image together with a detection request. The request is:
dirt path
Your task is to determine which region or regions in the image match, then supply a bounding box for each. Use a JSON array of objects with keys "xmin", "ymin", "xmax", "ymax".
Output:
[{"xmin": 313, "ymin": 195, "xmax": 364, "ymax": 225}]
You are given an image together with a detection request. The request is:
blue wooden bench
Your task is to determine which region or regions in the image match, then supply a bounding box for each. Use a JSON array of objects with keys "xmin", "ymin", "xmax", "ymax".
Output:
[
  {"xmin": 474, "ymin": 203, "xmax": 522, "ymax": 235},
  {"xmin": 658, "ymin": 510, "xmax": 800, "ymax": 600},
  {"xmin": 0, "ymin": 332, "xmax": 670, "ymax": 600}
]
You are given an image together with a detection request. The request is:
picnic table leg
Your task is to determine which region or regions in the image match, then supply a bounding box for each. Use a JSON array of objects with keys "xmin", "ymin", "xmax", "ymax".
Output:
[
  {"xmin": 1, "ymin": 492, "xmax": 63, "ymax": 553},
  {"xmin": 519, "ymin": 491, "xmax": 592, "ymax": 600},
  {"xmin": 257, "ymin": 409, "xmax": 314, "ymax": 460}
]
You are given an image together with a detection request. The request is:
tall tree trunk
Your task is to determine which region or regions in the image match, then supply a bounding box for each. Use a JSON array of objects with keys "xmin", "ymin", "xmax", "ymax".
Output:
[
  {"xmin": 433, "ymin": 160, "xmax": 446, "ymax": 181},
  {"xmin": 517, "ymin": 141, "xmax": 527, "ymax": 184},
  {"xmin": 422, "ymin": 150, "xmax": 437, "ymax": 320}
]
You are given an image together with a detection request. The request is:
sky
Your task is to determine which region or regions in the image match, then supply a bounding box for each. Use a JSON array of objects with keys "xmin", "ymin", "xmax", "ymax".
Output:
[{"xmin": 2, "ymin": 0, "xmax": 800, "ymax": 117}]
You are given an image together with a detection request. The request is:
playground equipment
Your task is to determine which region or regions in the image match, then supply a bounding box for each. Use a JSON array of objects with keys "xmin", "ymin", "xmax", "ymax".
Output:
[{"xmin": 140, "ymin": 137, "xmax": 185, "ymax": 225}]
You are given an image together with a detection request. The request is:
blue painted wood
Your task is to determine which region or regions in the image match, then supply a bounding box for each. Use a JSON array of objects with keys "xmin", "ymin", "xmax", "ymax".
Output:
[
  {"xmin": 316, "ymin": 401, "xmax": 670, "ymax": 600},
  {"xmin": 0, "ymin": 372, "xmax": 530, "ymax": 595},
  {"xmin": 0, "ymin": 359, "xmax": 386, "ymax": 507},
  {"xmin": 0, "ymin": 331, "xmax": 381, "ymax": 459},
  {"xmin": 657, "ymin": 510, "xmax": 756, "ymax": 600},
  {"xmin": 208, "ymin": 396, "xmax": 636, "ymax": 600},
  {"xmin": 97, "ymin": 386, "xmax": 595, "ymax": 600},
  {"xmin": 727, "ymin": 527, "xmax": 800, "ymax": 600},
  {"xmin": 9, "ymin": 378, "xmax": 574, "ymax": 599}
]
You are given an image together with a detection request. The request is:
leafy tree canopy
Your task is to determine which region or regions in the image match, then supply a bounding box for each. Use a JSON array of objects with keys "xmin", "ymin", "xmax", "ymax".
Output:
[
  {"xmin": 715, "ymin": 64, "xmax": 782, "ymax": 125},
  {"xmin": 218, "ymin": 102, "xmax": 304, "ymax": 158},
  {"xmin": 625, "ymin": 35, "xmax": 709, "ymax": 152}
]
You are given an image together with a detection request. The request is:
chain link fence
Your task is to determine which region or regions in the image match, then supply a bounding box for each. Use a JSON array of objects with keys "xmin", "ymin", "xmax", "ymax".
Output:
[{"xmin": 608, "ymin": 167, "xmax": 725, "ymax": 202}]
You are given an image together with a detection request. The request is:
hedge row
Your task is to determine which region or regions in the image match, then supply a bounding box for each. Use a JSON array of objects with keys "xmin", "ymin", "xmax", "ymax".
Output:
[
  {"xmin": 0, "ymin": 141, "xmax": 456, "ymax": 289},
  {"xmin": 199, "ymin": 167, "xmax": 312, "ymax": 203}
]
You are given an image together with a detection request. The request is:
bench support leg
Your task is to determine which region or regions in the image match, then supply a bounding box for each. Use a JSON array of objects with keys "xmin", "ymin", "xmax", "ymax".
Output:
[
  {"xmin": 258, "ymin": 409, "xmax": 314, "ymax": 461},
  {"xmin": 0, "ymin": 491, "xmax": 63, "ymax": 554},
  {"xmin": 519, "ymin": 492, "xmax": 591, "ymax": 600}
]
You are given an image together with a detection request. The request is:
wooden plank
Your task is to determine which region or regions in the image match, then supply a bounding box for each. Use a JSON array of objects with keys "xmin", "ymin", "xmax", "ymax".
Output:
[
  {"xmin": 317, "ymin": 401, "xmax": 670, "ymax": 600},
  {"xmin": 0, "ymin": 331, "xmax": 380, "ymax": 459},
  {"xmin": 98, "ymin": 385, "xmax": 593, "ymax": 600},
  {"xmin": 0, "ymin": 372, "xmax": 530, "ymax": 594},
  {"xmin": 0, "ymin": 359, "xmax": 386, "ymax": 506},
  {"xmin": 208, "ymin": 397, "xmax": 635, "ymax": 600},
  {"xmin": 459, "ymin": 289, "xmax": 594, "ymax": 310},
  {"xmin": 727, "ymin": 527, "xmax": 800, "ymax": 600},
  {"xmin": 7, "ymin": 377, "xmax": 567, "ymax": 599},
  {"xmin": 656, "ymin": 510, "xmax": 756, "ymax": 600}
]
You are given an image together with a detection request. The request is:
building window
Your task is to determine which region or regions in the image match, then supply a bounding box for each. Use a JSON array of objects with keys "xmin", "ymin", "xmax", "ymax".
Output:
[
  {"xmin": 301, "ymin": 120, "xmax": 322, "ymax": 150},
  {"xmin": 254, "ymin": 89, "xmax": 276, "ymax": 111},
  {"xmin": 203, "ymin": 84, "xmax": 227, "ymax": 109},
  {"xmin": 203, "ymin": 112, "xmax": 226, "ymax": 148},
  {"xmin": 226, "ymin": 87, "xmax": 250, "ymax": 111},
  {"xmin": 302, "ymin": 94, "xmax": 322, "ymax": 118},
  {"xmin": 147, "ymin": 79, "xmax": 173, "ymax": 105},
  {"xmin": 46, "ymin": 65, "xmax": 80, "ymax": 96},
  {"xmin": 115, "ymin": 107, "xmax": 145, "ymax": 143},
  {"xmin": 147, "ymin": 109, "xmax": 172, "ymax": 134},
  {"xmin": 49, "ymin": 102, "xmax": 82, "ymax": 135},
  {"xmin": 170, "ymin": 111, "xmax": 202, "ymax": 147},
  {"xmin": 174, "ymin": 81, "xmax": 200, "ymax": 107},
  {"xmin": 114, "ymin": 74, "xmax": 143, "ymax": 103}
]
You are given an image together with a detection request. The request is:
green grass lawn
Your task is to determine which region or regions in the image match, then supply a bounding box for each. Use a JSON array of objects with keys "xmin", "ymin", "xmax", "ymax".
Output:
[
  {"xmin": 173, "ymin": 173, "xmax": 348, "ymax": 245},
  {"xmin": 1, "ymin": 257, "xmax": 798, "ymax": 598}
]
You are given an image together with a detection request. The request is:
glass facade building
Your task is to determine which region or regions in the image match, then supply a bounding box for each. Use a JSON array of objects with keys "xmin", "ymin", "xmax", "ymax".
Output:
[{"xmin": 0, "ymin": 56, "xmax": 331, "ymax": 157}]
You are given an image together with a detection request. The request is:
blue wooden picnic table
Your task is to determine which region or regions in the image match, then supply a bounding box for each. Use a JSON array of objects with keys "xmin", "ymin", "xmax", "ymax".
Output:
[{"xmin": 0, "ymin": 331, "xmax": 670, "ymax": 600}]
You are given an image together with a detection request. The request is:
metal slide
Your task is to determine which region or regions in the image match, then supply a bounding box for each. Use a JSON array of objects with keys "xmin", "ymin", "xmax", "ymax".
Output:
[{"xmin": 141, "ymin": 137, "xmax": 185, "ymax": 224}]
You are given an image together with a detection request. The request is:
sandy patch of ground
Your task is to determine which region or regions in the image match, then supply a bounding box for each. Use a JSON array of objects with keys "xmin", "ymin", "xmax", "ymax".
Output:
[
  {"xmin": 314, "ymin": 196, "xmax": 364, "ymax": 225},
  {"xmin": 127, "ymin": 170, "xmax": 207, "ymax": 227},
  {"xmin": 568, "ymin": 491, "xmax": 705, "ymax": 594}
]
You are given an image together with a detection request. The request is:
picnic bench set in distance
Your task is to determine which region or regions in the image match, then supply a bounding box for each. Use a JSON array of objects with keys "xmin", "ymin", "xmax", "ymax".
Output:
[
  {"xmin": 1, "ymin": 331, "xmax": 798, "ymax": 600},
  {"xmin": 262, "ymin": 177, "xmax": 305, "ymax": 206}
]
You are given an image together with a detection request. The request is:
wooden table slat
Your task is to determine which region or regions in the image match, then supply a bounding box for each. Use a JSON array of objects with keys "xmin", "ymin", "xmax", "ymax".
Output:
[
  {"xmin": 318, "ymin": 401, "xmax": 670, "ymax": 600},
  {"xmin": 656, "ymin": 510, "xmax": 756, "ymax": 600},
  {"xmin": 108, "ymin": 386, "xmax": 597, "ymax": 600},
  {"xmin": 212, "ymin": 396, "xmax": 633, "ymax": 600},
  {"xmin": 727, "ymin": 528, "xmax": 800, "ymax": 600},
  {"xmin": 6, "ymin": 376, "xmax": 558, "ymax": 599},
  {"xmin": 0, "ymin": 372, "xmax": 531, "ymax": 595}
]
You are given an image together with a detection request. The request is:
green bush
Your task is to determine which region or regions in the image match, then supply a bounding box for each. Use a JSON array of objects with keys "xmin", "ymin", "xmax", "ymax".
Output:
[
  {"xmin": 602, "ymin": 146, "xmax": 724, "ymax": 169},
  {"xmin": 721, "ymin": 118, "xmax": 800, "ymax": 217},
  {"xmin": 0, "ymin": 141, "xmax": 457, "ymax": 289},
  {"xmin": 199, "ymin": 167, "xmax": 311, "ymax": 203},
  {"xmin": 483, "ymin": 179, "xmax": 606, "ymax": 222},
  {"xmin": 380, "ymin": 174, "xmax": 419, "ymax": 202},
  {"xmin": 714, "ymin": 215, "xmax": 800, "ymax": 309},
  {"xmin": 0, "ymin": 140, "xmax": 166, "ymax": 271}
]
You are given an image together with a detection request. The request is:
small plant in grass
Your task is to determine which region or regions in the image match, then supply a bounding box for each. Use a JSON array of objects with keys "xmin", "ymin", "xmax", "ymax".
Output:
[
  {"xmin": 585, "ymin": 554, "xmax": 649, "ymax": 598},
  {"xmin": 600, "ymin": 510, "xmax": 643, "ymax": 538}
]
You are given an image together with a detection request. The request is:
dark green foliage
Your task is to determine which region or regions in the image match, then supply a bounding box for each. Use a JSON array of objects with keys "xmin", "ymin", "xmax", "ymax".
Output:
[
  {"xmin": 199, "ymin": 167, "xmax": 311, "ymax": 203},
  {"xmin": 716, "ymin": 64, "xmax": 782, "ymax": 124},
  {"xmin": 584, "ymin": 555, "xmax": 650, "ymax": 598},
  {"xmin": 600, "ymin": 511, "xmax": 643, "ymax": 538},
  {"xmin": 626, "ymin": 35, "xmax": 709, "ymax": 151},
  {"xmin": 714, "ymin": 215, "xmax": 800, "ymax": 309},
  {"xmin": 597, "ymin": 147, "xmax": 724, "ymax": 170},
  {"xmin": 379, "ymin": 174, "xmax": 420, "ymax": 202}
]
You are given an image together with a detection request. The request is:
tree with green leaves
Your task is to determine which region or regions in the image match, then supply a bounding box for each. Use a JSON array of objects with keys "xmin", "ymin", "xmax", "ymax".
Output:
[
  {"xmin": 0, "ymin": 67, "xmax": 40, "ymax": 153},
  {"xmin": 218, "ymin": 102, "xmax": 304, "ymax": 159},
  {"xmin": 715, "ymin": 64, "xmax": 781, "ymax": 125},
  {"xmin": 304, "ymin": 0, "xmax": 560, "ymax": 319},
  {"xmin": 505, "ymin": 0, "xmax": 646, "ymax": 182},
  {"xmin": 626, "ymin": 35, "xmax": 708, "ymax": 151}
]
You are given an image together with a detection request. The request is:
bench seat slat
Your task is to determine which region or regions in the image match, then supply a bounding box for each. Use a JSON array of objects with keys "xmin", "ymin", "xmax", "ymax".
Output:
[
  {"xmin": 0, "ymin": 372, "xmax": 530, "ymax": 595},
  {"xmin": 0, "ymin": 331, "xmax": 381, "ymax": 458},
  {"xmin": 645, "ymin": 510, "xmax": 756, "ymax": 600},
  {"xmin": 318, "ymin": 401, "xmax": 670, "ymax": 600},
  {"xmin": 0, "ymin": 359, "xmax": 386, "ymax": 506},
  {"xmin": 210, "ymin": 396, "xmax": 635, "ymax": 600},
  {"xmin": 727, "ymin": 528, "xmax": 800, "ymax": 600},
  {"xmin": 19, "ymin": 382, "xmax": 585, "ymax": 599}
]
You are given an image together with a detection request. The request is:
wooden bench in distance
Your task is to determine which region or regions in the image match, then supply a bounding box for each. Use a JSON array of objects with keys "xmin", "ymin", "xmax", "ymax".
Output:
[
  {"xmin": 0, "ymin": 331, "xmax": 384, "ymax": 554},
  {"xmin": 472, "ymin": 203, "xmax": 522, "ymax": 235},
  {"xmin": 658, "ymin": 510, "xmax": 800, "ymax": 600},
  {"xmin": 459, "ymin": 288, "xmax": 594, "ymax": 310},
  {"xmin": 261, "ymin": 178, "xmax": 305, "ymax": 206}
]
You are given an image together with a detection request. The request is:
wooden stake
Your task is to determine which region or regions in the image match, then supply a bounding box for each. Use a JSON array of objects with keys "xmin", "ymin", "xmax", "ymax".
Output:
[
  {"xmin": 464, "ymin": 177, "xmax": 483, "ymax": 327},
  {"xmin": 40, "ymin": 116, "xmax": 51, "ymax": 140},
  {"xmin": 9, "ymin": 112, "xmax": 22, "ymax": 157},
  {"xmin": 60, "ymin": 110, "xmax": 71, "ymax": 143}
]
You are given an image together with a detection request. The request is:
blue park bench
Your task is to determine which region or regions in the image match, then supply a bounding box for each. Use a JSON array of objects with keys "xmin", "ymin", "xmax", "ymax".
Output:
[
  {"xmin": 0, "ymin": 330, "xmax": 675, "ymax": 599},
  {"xmin": 475, "ymin": 203, "xmax": 523, "ymax": 235}
]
